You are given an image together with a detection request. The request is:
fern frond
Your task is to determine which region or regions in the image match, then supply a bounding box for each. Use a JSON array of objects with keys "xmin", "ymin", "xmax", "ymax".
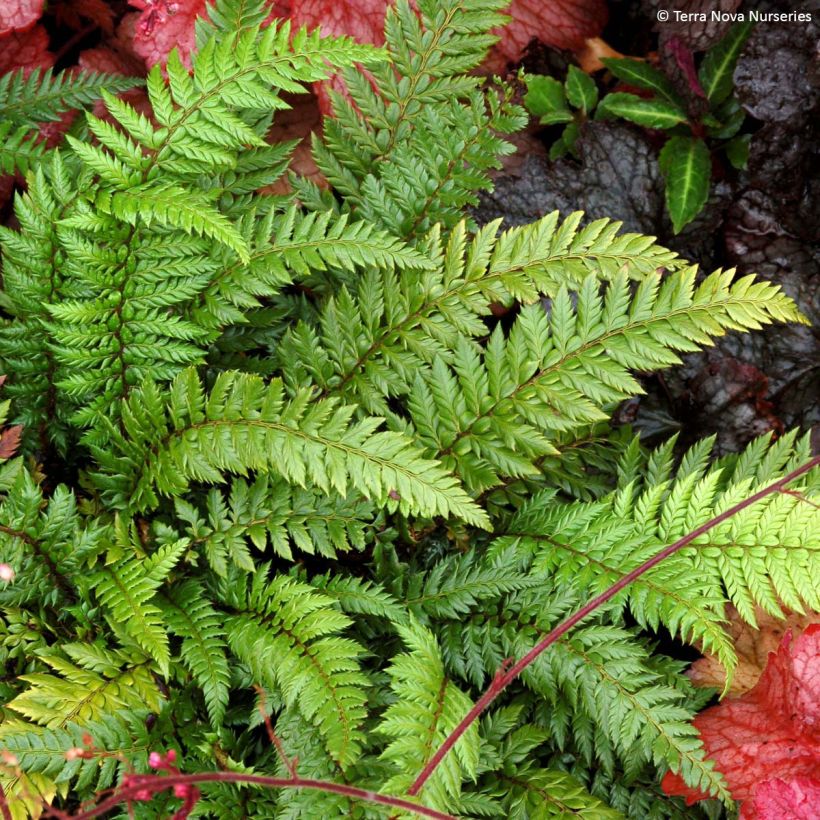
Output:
[
  {"xmin": 496, "ymin": 431, "xmax": 819, "ymax": 687},
  {"xmin": 0, "ymin": 68, "xmax": 140, "ymax": 128},
  {"xmin": 378, "ymin": 621, "xmax": 480, "ymax": 812},
  {"xmin": 7, "ymin": 651, "xmax": 162, "ymax": 728},
  {"xmin": 159, "ymin": 580, "xmax": 230, "ymax": 726},
  {"xmin": 303, "ymin": 0, "xmax": 525, "ymax": 237},
  {"xmin": 405, "ymin": 549, "xmax": 541, "ymax": 621},
  {"xmin": 222, "ymin": 568, "xmax": 369, "ymax": 768},
  {"xmin": 92, "ymin": 367, "xmax": 488, "ymax": 528},
  {"xmin": 407, "ymin": 267, "xmax": 803, "ymax": 492},
  {"xmin": 0, "ymin": 711, "xmax": 149, "ymax": 794},
  {"xmin": 518, "ymin": 624, "xmax": 730, "ymax": 801},
  {"xmin": 89, "ymin": 538, "xmax": 186, "ymax": 674}
]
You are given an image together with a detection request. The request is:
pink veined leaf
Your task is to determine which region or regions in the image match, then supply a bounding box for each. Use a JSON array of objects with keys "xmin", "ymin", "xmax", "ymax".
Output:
[
  {"xmin": 0, "ymin": 0, "xmax": 44, "ymax": 37},
  {"xmin": 129, "ymin": 0, "xmax": 208, "ymax": 67},
  {"xmin": 128, "ymin": 0, "xmax": 290, "ymax": 68},
  {"xmin": 289, "ymin": 0, "xmax": 384, "ymax": 45},
  {"xmin": 741, "ymin": 777, "xmax": 820, "ymax": 820},
  {"xmin": 662, "ymin": 624, "xmax": 820, "ymax": 811},
  {"xmin": 487, "ymin": 0, "xmax": 608, "ymax": 69},
  {"xmin": 0, "ymin": 25, "xmax": 53, "ymax": 74}
]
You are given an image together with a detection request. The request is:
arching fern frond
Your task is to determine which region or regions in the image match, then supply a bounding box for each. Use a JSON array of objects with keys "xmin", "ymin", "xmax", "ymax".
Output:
[{"xmin": 92, "ymin": 367, "xmax": 488, "ymax": 528}]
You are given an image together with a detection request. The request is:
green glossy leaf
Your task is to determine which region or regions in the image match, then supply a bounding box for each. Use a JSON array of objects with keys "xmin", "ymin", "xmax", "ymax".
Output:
[
  {"xmin": 699, "ymin": 21, "xmax": 754, "ymax": 104},
  {"xmin": 524, "ymin": 74, "xmax": 568, "ymax": 117},
  {"xmin": 565, "ymin": 65, "xmax": 598, "ymax": 114},
  {"xmin": 540, "ymin": 109, "xmax": 575, "ymax": 125},
  {"xmin": 601, "ymin": 58, "xmax": 683, "ymax": 106},
  {"xmin": 659, "ymin": 136, "xmax": 711, "ymax": 233},
  {"xmin": 597, "ymin": 92, "xmax": 688, "ymax": 129},
  {"xmin": 725, "ymin": 134, "xmax": 750, "ymax": 169}
]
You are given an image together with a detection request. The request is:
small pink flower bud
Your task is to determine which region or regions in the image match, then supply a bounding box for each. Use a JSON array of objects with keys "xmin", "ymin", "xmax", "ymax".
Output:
[
  {"xmin": 65, "ymin": 747, "xmax": 85, "ymax": 760},
  {"xmin": 173, "ymin": 783, "xmax": 189, "ymax": 798},
  {"xmin": 0, "ymin": 564, "xmax": 15, "ymax": 582},
  {"xmin": 165, "ymin": 748, "xmax": 177, "ymax": 763},
  {"xmin": 134, "ymin": 789, "xmax": 152, "ymax": 801},
  {"xmin": 148, "ymin": 751, "xmax": 163, "ymax": 768}
]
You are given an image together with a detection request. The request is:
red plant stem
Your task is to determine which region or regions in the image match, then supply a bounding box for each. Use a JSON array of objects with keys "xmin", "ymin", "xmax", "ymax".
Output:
[
  {"xmin": 55, "ymin": 773, "xmax": 456, "ymax": 820},
  {"xmin": 0, "ymin": 786, "xmax": 12, "ymax": 820},
  {"xmin": 407, "ymin": 455, "xmax": 820, "ymax": 796}
]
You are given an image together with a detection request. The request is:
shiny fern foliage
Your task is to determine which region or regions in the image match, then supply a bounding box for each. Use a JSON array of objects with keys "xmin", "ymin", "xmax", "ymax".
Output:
[{"xmin": 0, "ymin": 0, "xmax": 817, "ymax": 818}]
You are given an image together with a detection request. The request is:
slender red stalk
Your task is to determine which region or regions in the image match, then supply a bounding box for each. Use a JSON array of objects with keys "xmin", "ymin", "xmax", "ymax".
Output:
[
  {"xmin": 407, "ymin": 455, "xmax": 820, "ymax": 796},
  {"xmin": 53, "ymin": 773, "xmax": 456, "ymax": 820},
  {"xmin": 0, "ymin": 785, "xmax": 12, "ymax": 820}
]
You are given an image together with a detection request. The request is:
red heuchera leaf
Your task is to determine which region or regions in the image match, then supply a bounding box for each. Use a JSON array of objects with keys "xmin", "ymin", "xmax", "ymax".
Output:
[
  {"xmin": 0, "ymin": 25, "xmax": 53, "ymax": 74},
  {"xmin": 129, "ymin": 0, "xmax": 208, "ymax": 67},
  {"xmin": 742, "ymin": 777, "xmax": 820, "ymax": 820},
  {"xmin": 289, "ymin": 0, "xmax": 384, "ymax": 45},
  {"xmin": 662, "ymin": 624, "xmax": 820, "ymax": 810},
  {"xmin": 0, "ymin": 0, "xmax": 44, "ymax": 37},
  {"xmin": 129, "ymin": 0, "xmax": 289, "ymax": 68},
  {"xmin": 488, "ymin": 0, "xmax": 607, "ymax": 69}
]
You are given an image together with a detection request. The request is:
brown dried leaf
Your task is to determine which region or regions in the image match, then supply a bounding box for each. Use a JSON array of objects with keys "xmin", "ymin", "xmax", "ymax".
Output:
[{"xmin": 688, "ymin": 604, "xmax": 820, "ymax": 695}]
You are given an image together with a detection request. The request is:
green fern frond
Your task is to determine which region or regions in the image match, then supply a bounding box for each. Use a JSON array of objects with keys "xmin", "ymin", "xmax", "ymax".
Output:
[
  {"xmin": 407, "ymin": 267, "xmax": 803, "ymax": 492},
  {"xmin": 379, "ymin": 621, "xmax": 481, "ymax": 812},
  {"xmin": 0, "ymin": 68, "xmax": 140, "ymax": 128},
  {"xmin": 222, "ymin": 568, "xmax": 369, "ymax": 768},
  {"xmin": 89, "ymin": 538, "xmax": 186, "ymax": 674},
  {"xmin": 92, "ymin": 367, "xmax": 488, "ymax": 528},
  {"xmin": 159, "ymin": 580, "xmax": 230, "ymax": 726},
  {"xmin": 302, "ymin": 0, "xmax": 525, "ymax": 236},
  {"xmin": 7, "ymin": 651, "xmax": 162, "ymax": 729}
]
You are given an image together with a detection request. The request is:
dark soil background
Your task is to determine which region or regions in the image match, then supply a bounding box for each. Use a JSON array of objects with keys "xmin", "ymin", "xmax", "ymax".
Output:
[{"xmin": 476, "ymin": 0, "xmax": 820, "ymax": 455}]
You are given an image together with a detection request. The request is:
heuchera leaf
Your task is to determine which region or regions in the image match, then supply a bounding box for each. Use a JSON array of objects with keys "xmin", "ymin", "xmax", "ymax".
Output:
[
  {"xmin": 129, "ymin": 0, "xmax": 209, "ymax": 67},
  {"xmin": 662, "ymin": 624, "xmax": 820, "ymax": 812},
  {"xmin": 492, "ymin": 0, "xmax": 607, "ymax": 65},
  {"xmin": 0, "ymin": 25, "xmax": 53, "ymax": 74},
  {"xmin": 742, "ymin": 777, "xmax": 820, "ymax": 820},
  {"xmin": 0, "ymin": 0, "xmax": 44, "ymax": 37},
  {"xmin": 290, "ymin": 0, "xmax": 384, "ymax": 46}
]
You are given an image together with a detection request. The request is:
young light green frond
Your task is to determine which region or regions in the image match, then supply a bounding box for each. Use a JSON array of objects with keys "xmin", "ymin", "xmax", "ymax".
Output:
[
  {"xmin": 222, "ymin": 568, "xmax": 369, "ymax": 768},
  {"xmin": 89, "ymin": 544, "xmax": 184, "ymax": 674},
  {"xmin": 92, "ymin": 367, "xmax": 488, "ymax": 528},
  {"xmin": 379, "ymin": 621, "xmax": 481, "ymax": 812},
  {"xmin": 7, "ymin": 652, "xmax": 162, "ymax": 729},
  {"xmin": 488, "ymin": 212, "xmax": 684, "ymax": 300}
]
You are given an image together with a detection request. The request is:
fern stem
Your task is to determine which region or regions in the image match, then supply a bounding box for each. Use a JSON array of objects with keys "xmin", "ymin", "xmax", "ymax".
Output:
[
  {"xmin": 55, "ymin": 772, "xmax": 456, "ymax": 820},
  {"xmin": 407, "ymin": 454, "xmax": 820, "ymax": 796}
]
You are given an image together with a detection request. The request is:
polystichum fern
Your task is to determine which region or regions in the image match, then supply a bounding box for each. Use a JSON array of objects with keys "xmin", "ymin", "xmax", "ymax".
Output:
[{"xmin": 0, "ymin": 0, "xmax": 817, "ymax": 818}]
